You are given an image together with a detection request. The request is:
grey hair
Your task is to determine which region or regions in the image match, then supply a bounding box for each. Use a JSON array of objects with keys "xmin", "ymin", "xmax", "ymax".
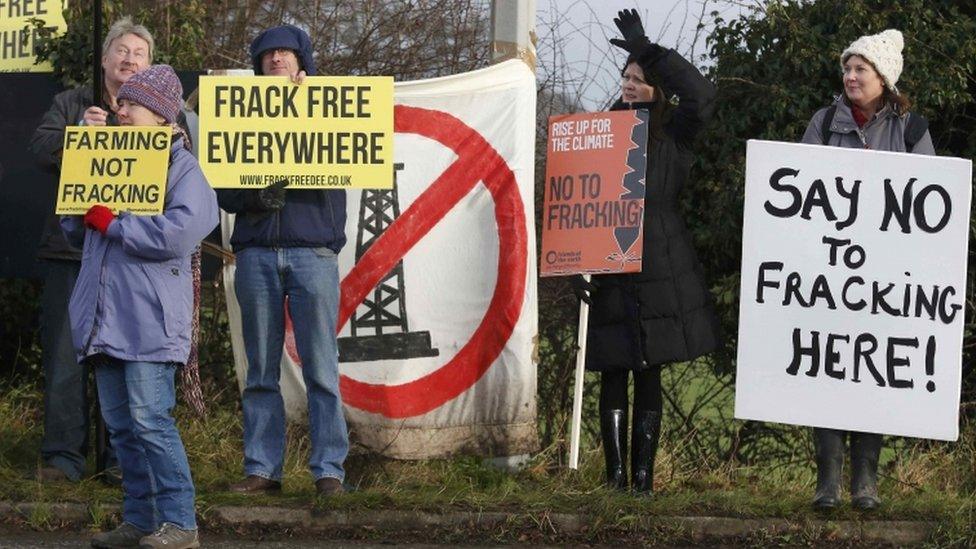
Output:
[{"xmin": 102, "ymin": 16, "xmax": 154, "ymax": 63}]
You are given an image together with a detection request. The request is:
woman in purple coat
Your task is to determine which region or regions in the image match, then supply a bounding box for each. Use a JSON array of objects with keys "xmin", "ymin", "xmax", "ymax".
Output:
[{"xmin": 62, "ymin": 65, "xmax": 217, "ymax": 549}]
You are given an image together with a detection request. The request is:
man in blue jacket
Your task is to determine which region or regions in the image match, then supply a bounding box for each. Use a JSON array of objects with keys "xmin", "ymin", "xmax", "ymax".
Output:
[{"xmin": 221, "ymin": 24, "xmax": 348, "ymax": 497}]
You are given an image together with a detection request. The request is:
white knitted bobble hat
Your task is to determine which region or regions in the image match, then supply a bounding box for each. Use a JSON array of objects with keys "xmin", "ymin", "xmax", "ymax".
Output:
[{"xmin": 841, "ymin": 29, "xmax": 904, "ymax": 92}]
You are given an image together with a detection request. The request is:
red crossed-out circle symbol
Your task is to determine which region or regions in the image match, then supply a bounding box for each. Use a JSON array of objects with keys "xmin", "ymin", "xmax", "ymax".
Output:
[{"xmin": 285, "ymin": 104, "xmax": 528, "ymax": 419}]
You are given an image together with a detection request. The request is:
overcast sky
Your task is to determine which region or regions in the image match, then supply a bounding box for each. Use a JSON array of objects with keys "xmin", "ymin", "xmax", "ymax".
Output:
[{"xmin": 535, "ymin": 0, "xmax": 755, "ymax": 110}]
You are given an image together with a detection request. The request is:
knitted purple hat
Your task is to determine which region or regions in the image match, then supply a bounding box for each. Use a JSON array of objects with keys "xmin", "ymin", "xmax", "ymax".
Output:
[{"xmin": 117, "ymin": 64, "xmax": 183, "ymax": 124}]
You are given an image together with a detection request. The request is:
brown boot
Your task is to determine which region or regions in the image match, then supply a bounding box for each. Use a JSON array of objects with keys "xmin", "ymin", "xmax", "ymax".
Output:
[
  {"xmin": 34, "ymin": 466, "xmax": 70, "ymax": 483},
  {"xmin": 315, "ymin": 477, "xmax": 344, "ymax": 496},
  {"xmin": 228, "ymin": 475, "xmax": 281, "ymax": 494}
]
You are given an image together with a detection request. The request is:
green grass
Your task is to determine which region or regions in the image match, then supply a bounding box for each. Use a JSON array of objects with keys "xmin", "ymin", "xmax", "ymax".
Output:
[{"xmin": 2, "ymin": 380, "xmax": 975, "ymax": 545}]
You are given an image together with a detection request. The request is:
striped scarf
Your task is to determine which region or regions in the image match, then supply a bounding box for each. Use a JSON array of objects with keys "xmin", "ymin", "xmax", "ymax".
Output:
[{"xmin": 173, "ymin": 123, "xmax": 206, "ymax": 417}]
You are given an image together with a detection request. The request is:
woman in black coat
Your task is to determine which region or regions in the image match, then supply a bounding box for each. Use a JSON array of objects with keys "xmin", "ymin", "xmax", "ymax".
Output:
[{"xmin": 572, "ymin": 10, "xmax": 720, "ymax": 493}]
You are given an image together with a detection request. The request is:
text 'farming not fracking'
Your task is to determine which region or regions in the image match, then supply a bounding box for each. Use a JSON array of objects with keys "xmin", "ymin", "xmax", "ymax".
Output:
[{"xmin": 205, "ymin": 83, "xmax": 385, "ymax": 165}]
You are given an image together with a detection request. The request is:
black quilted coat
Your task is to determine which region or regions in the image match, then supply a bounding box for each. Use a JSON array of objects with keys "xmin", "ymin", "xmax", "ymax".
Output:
[{"xmin": 585, "ymin": 46, "xmax": 721, "ymax": 372}]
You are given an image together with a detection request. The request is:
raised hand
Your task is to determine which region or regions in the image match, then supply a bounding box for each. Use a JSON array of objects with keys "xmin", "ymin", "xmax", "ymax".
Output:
[{"xmin": 613, "ymin": 9, "xmax": 646, "ymax": 43}]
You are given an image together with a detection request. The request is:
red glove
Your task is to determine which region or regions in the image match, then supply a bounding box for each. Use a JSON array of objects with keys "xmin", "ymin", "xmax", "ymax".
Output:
[{"xmin": 84, "ymin": 204, "xmax": 116, "ymax": 235}]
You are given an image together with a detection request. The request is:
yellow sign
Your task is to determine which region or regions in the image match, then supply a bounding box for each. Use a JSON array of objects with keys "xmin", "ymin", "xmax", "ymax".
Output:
[
  {"xmin": 56, "ymin": 127, "xmax": 171, "ymax": 215},
  {"xmin": 198, "ymin": 75, "xmax": 394, "ymax": 189},
  {"xmin": 0, "ymin": 0, "xmax": 67, "ymax": 73}
]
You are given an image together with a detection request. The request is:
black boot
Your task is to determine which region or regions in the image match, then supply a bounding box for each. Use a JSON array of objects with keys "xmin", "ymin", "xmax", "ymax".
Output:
[
  {"xmin": 850, "ymin": 432, "xmax": 882, "ymax": 510},
  {"xmin": 600, "ymin": 409, "xmax": 628, "ymax": 490},
  {"xmin": 813, "ymin": 428, "xmax": 844, "ymax": 509},
  {"xmin": 631, "ymin": 410, "xmax": 661, "ymax": 494}
]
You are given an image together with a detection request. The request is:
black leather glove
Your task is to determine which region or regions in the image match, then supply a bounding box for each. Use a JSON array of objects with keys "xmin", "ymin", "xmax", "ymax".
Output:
[
  {"xmin": 259, "ymin": 179, "xmax": 290, "ymax": 210},
  {"xmin": 610, "ymin": 9, "xmax": 649, "ymax": 53},
  {"xmin": 243, "ymin": 179, "xmax": 290, "ymax": 212},
  {"xmin": 608, "ymin": 8, "xmax": 669, "ymax": 62},
  {"xmin": 569, "ymin": 274, "xmax": 599, "ymax": 306},
  {"xmin": 613, "ymin": 8, "xmax": 645, "ymax": 43}
]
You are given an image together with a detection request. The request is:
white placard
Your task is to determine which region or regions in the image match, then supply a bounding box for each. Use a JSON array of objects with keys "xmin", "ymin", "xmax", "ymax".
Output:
[{"xmin": 734, "ymin": 140, "xmax": 972, "ymax": 441}]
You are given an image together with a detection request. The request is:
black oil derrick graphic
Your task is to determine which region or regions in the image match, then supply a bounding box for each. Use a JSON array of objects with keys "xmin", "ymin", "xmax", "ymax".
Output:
[{"xmin": 337, "ymin": 163, "xmax": 440, "ymax": 362}]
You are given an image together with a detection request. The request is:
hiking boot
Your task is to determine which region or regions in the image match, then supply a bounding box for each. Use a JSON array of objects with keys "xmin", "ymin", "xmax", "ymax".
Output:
[
  {"xmin": 599, "ymin": 408, "xmax": 628, "ymax": 490},
  {"xmin": 812, "ymin": 428, "xmax": 844, "ymax": 509},
  {"xmin": 631, "ymin": 410, "xmax": 661, "ymax": 494},
  {"xmin": 315, "ymin": 476, "xmax": 344, "ymax": 496},
  {"xmin": 228, "ymin": 475, "xmax": 281, "ymax": 494},
  {"xmin": 91, "ymin": 522, "xmax": 151, "ymax": 548},
  {"xmin": 851, "ymin": 432, "xmax": 882, "ymax": 511},
  {"xmin": 139, "ymin": 523, "xmax": 199, "ymax": 549}
]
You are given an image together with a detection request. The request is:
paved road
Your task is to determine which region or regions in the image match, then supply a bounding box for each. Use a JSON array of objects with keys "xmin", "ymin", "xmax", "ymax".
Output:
[
  {"xmin": 0, "ymin": 527, "xmax": 714, "ymax": 548},
  {"xmin": 0, "ymin": 531, "xmax": 715, "ymax": 548},
  {"xmin": 0, "ymin": 532, "xmax": 487, "ymax": 548}
]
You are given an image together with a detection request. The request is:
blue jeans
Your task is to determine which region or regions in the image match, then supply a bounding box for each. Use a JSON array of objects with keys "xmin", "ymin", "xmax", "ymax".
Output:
[
  {"xmin": 40, "ymin": 259, "xmax": 116, "ymax": 479},
  {"xmin": 94, "ymin": 359, "xmax": 196, "ymax": 531},
  {"xmin": 235, "ymin": 246, "xmax": 347, "ymax": 482}
]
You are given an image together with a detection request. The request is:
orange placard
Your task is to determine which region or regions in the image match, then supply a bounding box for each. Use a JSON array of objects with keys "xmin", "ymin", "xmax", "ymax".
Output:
[{"xmin": 540, "ymin": 110, "xmax": 649, "ymax": 276}]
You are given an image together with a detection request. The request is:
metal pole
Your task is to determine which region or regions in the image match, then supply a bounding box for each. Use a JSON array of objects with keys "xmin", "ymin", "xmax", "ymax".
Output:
[
  {"xmin": 92, "ymin": 0, "xmax": 108, "ymax": 477},
  {"xmin": 568, "ymin": 275, "xmax": 590, "ymax": 469},
  {"xmin": 490, "ymin": 0, "xmax": 537, "ymax": 68},
  {"xmin": 92, "ymin": 0, "xmax": 102, "ymax": 107}
]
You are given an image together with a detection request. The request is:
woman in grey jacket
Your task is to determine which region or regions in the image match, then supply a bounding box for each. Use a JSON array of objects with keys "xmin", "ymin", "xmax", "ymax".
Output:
[
  {"xmin": 62, "ymin": 65, "xmax": 217, "ymax": 549},
  {"xmin": 800, "ymin": 29, "xmax": 934, "ymax": 511}
]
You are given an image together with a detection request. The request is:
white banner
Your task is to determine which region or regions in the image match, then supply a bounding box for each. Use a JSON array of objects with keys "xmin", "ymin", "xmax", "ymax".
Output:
[
  {"xmin": 734, "ymin": 140, "xmax": 971, "ymax": 441},
  {"xmin": 223, "ymin": 60, "xmax": 538, "ymax": 458}
]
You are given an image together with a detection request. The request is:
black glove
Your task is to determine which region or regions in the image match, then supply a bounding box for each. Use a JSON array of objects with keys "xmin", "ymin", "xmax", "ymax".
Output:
[
  {"xmin": 610, "ymin": 9, "xmax": 648, "ymax": 53},
  {"xmin": 569, "ymin": 274, "xmax": 599, "ymax": 306},
  {"xmin": 259, "ymin": 179, "xmax": 290, "ymax": 210},
  {"xmin": 243, "ymin": 179, "xmax": 290, "ymax": 212},
  {"xmin": 613, "ymin": 8, "xmax": 645, "ymax": 43}
]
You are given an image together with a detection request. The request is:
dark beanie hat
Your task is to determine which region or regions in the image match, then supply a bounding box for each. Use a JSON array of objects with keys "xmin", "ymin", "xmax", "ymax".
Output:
[
  {"xmin": 249, "ymin": 24, "xmax": 317, "ymax": 76},
  {"xmin": 117, "ymin": 64, "xmax": 183, "ymax": 124}
]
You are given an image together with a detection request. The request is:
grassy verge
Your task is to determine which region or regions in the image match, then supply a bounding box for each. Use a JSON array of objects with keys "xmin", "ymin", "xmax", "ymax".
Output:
[{"xmin": 1, "ymin": 382, "xmax": 974, "ymax": 545}]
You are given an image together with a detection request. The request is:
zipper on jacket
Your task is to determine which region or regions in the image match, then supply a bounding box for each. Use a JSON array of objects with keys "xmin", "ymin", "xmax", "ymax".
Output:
[
  {"xmin": 855, "ymin": 127, "xmax": 869, "ymax": 149},
  {"xmin": 273, "ymin": 209, "xmax": 281, "ymax": 250},
  {"xmin": 631, "ymin": 282, "xmax": 649, "ymax": 368},
  {"xmin": 325, "ymin": 191, "xmax": 337, "ymax": 246}
]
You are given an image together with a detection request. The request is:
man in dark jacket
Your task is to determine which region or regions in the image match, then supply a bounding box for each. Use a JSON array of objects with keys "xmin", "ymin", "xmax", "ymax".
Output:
[
  {"xmin": 28, "ymin": 16, "xmax": 155, "ymax": 483},
  {"xmin": 222, "ymin": 24, "xmax": 349, "ymax": 498}
]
